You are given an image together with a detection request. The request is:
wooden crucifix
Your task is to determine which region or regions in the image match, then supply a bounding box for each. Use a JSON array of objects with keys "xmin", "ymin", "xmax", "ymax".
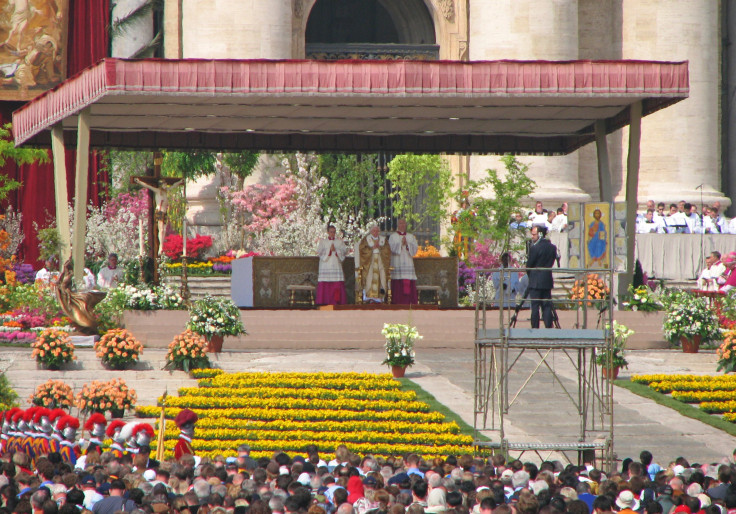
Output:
[{"xmin": 132, "ymin": 159, "xmax": 184, "ymax": 284}]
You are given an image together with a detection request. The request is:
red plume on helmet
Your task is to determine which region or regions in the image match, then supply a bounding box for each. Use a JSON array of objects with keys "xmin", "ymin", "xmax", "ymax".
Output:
[
  {"xmin": 57, "ymin": 415, "xmax": 79, "ymax": 431},
  {"xmin": 33, "ymin": 407, "xmax": 51, "ymax": 424},
  {"xmin": 106, "ymin": 420, "xmax": 126, "ymax": 438},
  {"xmin": 131, "ymin": 423, "xmax": 154, "ymax": 446},
  {"xmin": 22, "ymin": 407, "xmax": 36, "ymax": 423},
  {"xmin": 49, "ymin": 409, "xmax": 67, "ymax": 424},
  {"xmin": 6, "ymin": 408, "xmax": 21, "ymax": 422},
  {"xmin": 84, "ymin": 413, "xmax": 108, "ymax": 432},
  {"xmin": 11, "ymin": 410, "xmax": 24, "ymax": 424}
]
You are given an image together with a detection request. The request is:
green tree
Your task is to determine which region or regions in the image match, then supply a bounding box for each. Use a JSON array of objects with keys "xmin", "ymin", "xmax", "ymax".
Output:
[
  {"xmin": 450, "ymin": 155, "xmax": 536, "ymax": 256},
  {"xmin": 318, "ymin": 154, "xmax": 383, "ymax": 222},
  {"xmin": 0, "ymin": 123, "xmax": 50, "ymax": 201},
  {"xmin": 386, "ymin": 154, "xmax": 453, "ymax": 228}
]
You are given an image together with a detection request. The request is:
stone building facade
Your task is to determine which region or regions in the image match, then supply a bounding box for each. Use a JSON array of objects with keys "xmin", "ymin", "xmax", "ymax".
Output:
[{"xmin": 159, "ymin": 0, "xmax": 728, "ymax": 227}]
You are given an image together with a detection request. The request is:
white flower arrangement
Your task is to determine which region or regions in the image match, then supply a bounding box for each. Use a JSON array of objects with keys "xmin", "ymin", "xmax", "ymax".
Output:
[
  {"xmin": 187, "ymin": 295, "xmax": 246, "ymax": 338},
  {"xmin": 381, "ymin": 323, "xmax": 421, "ymax": 368},
  {"xmin": 662, "ymin": 290, "xmax": 721, "ymax": 344}
]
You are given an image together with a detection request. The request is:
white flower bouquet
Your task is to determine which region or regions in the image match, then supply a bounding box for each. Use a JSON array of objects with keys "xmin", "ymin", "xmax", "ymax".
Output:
[
  {"xmin": 381, "ymin": 323, "xmax": 421, "ymax": 367},
  {"xmin": 662, "ymin": 290, "xmax": 721, "ymax": 344},
  {"xmin": 187, "ymin": 295, "xmax": 246, "ymax": 338}
]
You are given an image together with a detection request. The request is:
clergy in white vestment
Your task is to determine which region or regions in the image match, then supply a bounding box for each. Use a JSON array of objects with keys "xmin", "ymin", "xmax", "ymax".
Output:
[
  {"xmin": 359, "ymin": 224, "xmax": 391, "ymax": 302},
  {"xmin": 316, "ymin": 225, "xmax": 347, "ymax": 305},
  {"xmin": 389, "ymin": 218, "xmax": 418, "ymax": 304}
]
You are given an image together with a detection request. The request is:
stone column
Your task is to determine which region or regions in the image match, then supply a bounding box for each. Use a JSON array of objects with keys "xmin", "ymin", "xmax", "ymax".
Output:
[
  {"xmin": 180, "ymin": 0, "xmax": 293, "ymax": 236},
  {"xmin": 468, "ymin": 0, "xmax": 590, "ymax": 204},
  {"xmin": 621, "ymin": 0, "xmax": 726, "ymax": 208},
  {"xmin": 182, "ymin": 0, "xmax": 292, "ymax": 58}
]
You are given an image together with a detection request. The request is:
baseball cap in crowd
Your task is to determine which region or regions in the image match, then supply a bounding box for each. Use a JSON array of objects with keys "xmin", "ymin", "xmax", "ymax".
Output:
[
  {"xmin": 143, "ymin": 470, "xmax": 157, "ymax": 481},
  {"xmin": 363, "ymin": 476, "xmax": 378, "ymax": 487},
  {"xmin": 97, "ymin": 483, "xmax": 111, "ymax": 496},
  {"xmin": 387, "ymin": 472, "xmax": 410, "ymax": 486},
  {"xmin": 80, "ymin": 475, "xmax": 96, "ymax": 487}
]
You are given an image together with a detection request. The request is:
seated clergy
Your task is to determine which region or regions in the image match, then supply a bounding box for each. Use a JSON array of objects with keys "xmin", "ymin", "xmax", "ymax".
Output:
[
  {"xmin": 316, "ymin": 225, "xmax": 347, "ymax": 305},
  {"xmin": 359, "ymin": 224, "xmax": 391, "ymax": 303},
  {"xmin": 698, "ymin": 251, "xmax": 726, "ymax": 291}
]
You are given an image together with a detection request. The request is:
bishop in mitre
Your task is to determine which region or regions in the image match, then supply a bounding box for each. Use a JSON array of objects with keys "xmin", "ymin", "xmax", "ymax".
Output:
[{"xmin": 359, "ymin": 224, "xmax": 391, "ymax": 302}]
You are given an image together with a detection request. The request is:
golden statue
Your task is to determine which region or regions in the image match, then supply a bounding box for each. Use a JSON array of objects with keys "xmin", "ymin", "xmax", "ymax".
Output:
[{"xmin": 56, "ymin": 259, "xmax": 106, "ymax": 335}]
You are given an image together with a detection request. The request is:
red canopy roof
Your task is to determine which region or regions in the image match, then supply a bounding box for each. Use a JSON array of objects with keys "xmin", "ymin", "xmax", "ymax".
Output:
[{"xmin": 13, "ymin": 58, "xmax": 689, "ymax": 154}]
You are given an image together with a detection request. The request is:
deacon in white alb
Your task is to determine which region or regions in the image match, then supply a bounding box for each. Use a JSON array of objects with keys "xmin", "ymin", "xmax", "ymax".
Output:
[
  {"xmin": 389, "ymin": 218, "xmax": 418, "ymax": 304},
  {"xmin": 316, "ymin": 225, "xmax": 347, "ymax": 305}
]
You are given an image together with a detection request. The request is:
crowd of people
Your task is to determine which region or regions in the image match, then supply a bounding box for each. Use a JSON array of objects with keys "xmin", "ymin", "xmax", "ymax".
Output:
[
  {"xmin": 634, "ymin": 201, "xmax": 731, "ymax": 235},
  {"xmin": 1, "ymin": 410, "xmax": 736, "ymax": 514},
  {"xmin": 34, "ymin": 254, "xmax": 124, "ymax": 292}
]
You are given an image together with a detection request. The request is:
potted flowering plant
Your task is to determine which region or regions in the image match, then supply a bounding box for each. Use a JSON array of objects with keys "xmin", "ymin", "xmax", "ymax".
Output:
[
  {"xmin": 595, "ymin": 321, "xmax": 633, "ymax": 379},
  {"xmin": 381, "ymin": 323, "xmax": 421, "ymax": 378},
  {"xmin": 31, "ymin": 329, "xmax": 75, "ymax": 370},
  {"xmin": 187, "ymin": 295, "xmax": 246, "ymax": 353},
  {"xmin": 28, "ymin": 379, "xmax": 75, "ymax": 409},
  {"xmin": 622, "ymin": 285, "xmax": 663, "ymax": 312},
  {"xmin": 569, "ymin": 273, "xmax": 610, "ymax": 311},
  {"xmin": 165, "ymin": 329, "xmax": 210, "ymax": 372},
  {"xmin": 75, "ymin": 378, "xmax": 137, "ymax": 417},
  {"xmin": 717, "ymin": 329, "xmax": 736, "ymax": 373},
  {"xmin": 94, "ymin": 328, "xmax": 143, "ymax": 369},
  {"xmin": 662, "ymin": 290, "xmax": 721, "ymax": 353}
]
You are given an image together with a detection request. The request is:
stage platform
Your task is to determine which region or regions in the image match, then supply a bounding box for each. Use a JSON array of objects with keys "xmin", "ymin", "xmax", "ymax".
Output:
[{"xmin": 123, "ymin": 307, "xmax": 668, "ymax": 350}]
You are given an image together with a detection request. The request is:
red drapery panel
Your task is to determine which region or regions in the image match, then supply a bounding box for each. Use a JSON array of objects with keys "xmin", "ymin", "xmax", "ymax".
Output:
[{"xmin": 1, "ymin": 0, "xmax": 110, "ymax": 266}]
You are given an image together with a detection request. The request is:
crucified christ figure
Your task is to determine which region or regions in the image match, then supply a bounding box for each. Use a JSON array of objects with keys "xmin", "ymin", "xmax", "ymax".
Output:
[{"xmin": 134, "ymin": 176, "xmax": 184, "ymax": 254}]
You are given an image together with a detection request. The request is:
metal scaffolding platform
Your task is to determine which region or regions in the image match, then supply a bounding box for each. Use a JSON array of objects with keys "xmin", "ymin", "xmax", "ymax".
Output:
[{"xmin": 473, "ymin": 266, "xmax": 615, "ymax": 472}]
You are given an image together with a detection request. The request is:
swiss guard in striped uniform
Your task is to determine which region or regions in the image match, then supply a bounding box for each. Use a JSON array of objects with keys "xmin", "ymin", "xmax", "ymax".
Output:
[
  {"xmin": 107, "ymin": 420, "xmax": 127, "ymax": 458},
  {"xmin": 58, "ymin": 415, "xmax": 80, "ymax": 466},
  {"xmin": 84, "ymin": 413, "xmax": 108, "ymax": 455},
  {"xmin": 174, "ymin": 409, "xmax": 198, "ymax": 460},
  {"xmin": 48, "ymin": 409, "xmax": 67, "ymax": 454}
]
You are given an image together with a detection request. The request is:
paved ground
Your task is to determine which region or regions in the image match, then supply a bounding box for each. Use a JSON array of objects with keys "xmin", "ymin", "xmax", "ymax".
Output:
[{"xmin": 1, "ymin": 307, "xmax": 733, "ymax": 468}]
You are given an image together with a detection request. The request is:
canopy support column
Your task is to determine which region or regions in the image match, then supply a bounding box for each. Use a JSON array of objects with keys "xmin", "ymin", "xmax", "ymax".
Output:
[
  {"xmin": 595, "ymin": 120, "xmax": 612, "ymax": 203},
  {"xmin": 621, "ymin": 101, "xmax": 642, "ymax": 296},
  {"xmin": 72, "ymin": 108, "xmax": 91, "ymax": 284},
  {"xmin": 51, "ymin": 124, "xmax": 71, "ymax": 263}
]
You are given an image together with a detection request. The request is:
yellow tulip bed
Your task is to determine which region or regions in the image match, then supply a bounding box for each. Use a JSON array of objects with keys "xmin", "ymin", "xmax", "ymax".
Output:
[
  {"xmin": 136, "ymin": 370, "xmax": 474, "ymax": 459},
  {"xmin": 632, "ymin": 374, "xmax": 736, "ymax": 420}
]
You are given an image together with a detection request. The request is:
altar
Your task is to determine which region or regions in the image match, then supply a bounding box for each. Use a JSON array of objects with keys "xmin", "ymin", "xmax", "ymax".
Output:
[{"xmin": 231, "ymin": 256, "xmax": 458, "ymax": 308}]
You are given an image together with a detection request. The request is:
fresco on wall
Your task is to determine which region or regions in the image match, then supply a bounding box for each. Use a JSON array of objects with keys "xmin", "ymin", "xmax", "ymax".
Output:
[{"xmin": 0, "ymin": 0, "xmax": 69, "ymax": 100}]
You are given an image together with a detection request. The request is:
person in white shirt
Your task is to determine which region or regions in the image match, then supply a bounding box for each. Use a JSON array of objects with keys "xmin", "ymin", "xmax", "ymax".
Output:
[
  {"xmin": 685, "ymin": 203, "xmax": 704, "ymax": 234},
  {"xmin": 96, "ymin": 253, "xmax": 124, "ymax": 289},
  {"xmin": 665, "ymin": 204, "xmax": 689, "ymax": 233},
  {"xmin": 549, "ymin": 207, "xmax": 568, "ymax": 232},
  {"xmin": 82, "ymin": 268, "xmax": 96, "ymax": 290},
  {"xmin": 530, "ymin": 201, "xmax": 547, "ymax": 227},
  {"xmin": 35, "ymin": 259, "xmax": 55, "ymax": 284},
  {"xmin": 697, "ymin": 251, "xmax": 726, "ymax": 291},
  {"xmin": 316, "ymin": 225, "xmax": 347, "ymax": 305},
  {"xmin": 637, "ymin": 209, "xmax": 665, "ymax": 234},
  {"xmin": 703, "ymin": 206, "xmax": 728, "ymax": 234},
  {"xmin": 389, "ymin": 218, "xmax": 419, "ymax": 304}
]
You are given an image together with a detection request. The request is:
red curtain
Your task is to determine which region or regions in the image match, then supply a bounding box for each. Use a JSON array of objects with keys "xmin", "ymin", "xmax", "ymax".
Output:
[{"xmin": 1, "ymin": 0, "xmax": 110, "ymax": 265}]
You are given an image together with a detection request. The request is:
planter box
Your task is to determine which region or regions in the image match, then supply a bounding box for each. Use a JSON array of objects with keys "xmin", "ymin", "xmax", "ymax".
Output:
[
  {"xmin": 122, "ymin": 310, "xmax": 190, "ymax": 348},
  {"xmin": 613, "ymin": 310, "xmax": 668, "ymax": 349}
]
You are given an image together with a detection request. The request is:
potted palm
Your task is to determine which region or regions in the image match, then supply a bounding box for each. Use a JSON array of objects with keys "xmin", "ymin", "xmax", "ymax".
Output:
[
  {"xmin": 596, "ymin": 321, "xmax": 633, "ymax": 379},
  {"xmin": 187, "ymin": 295, "xmax": 246, "ymax": 353},
  {"xmin": 381, "ymin": 323, "xmax": 421, "ymax": 377},
  {"xmin": 662, "ymin": 290, "xmax": 721, "ymax": 353}
]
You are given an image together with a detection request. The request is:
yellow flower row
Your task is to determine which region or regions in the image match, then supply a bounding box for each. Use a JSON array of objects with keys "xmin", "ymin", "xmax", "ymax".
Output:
[
  {"xmin": 159, "ymin": 395, "xmax": 429, "ymax": 413},
  {"xmin": 137, "ymin": 406, "xmax": 445, "ymax": 423},
  {"xmin": 671, "ymin": 390, "xmax": 736, "ymax": 403},
  {"xmin": 161, "ymin": 426, "xmax": 472, "ymax": 446},
  {"xmin": 204, "ymin": 372, "xmax": 399, "ymax": 390},
  {"xmin": 178, "ymin": 386, "xmax": 417, "ymax": 402},
  {"xmin": 163, "ymin": 448, "xmax": 488, "ymax": 461},
  {"xmin": 723, "ymin": 412, "xmax": 736, "ymax": 422},
  {"xmin": 700, "ymin": 401, "xmax": 736, "ymax": 414},
  {"xmin": 158, "ymin": 436, "xmax": 471, "ymax": 457},
  {"xmin": 632, "ymin": 374, "xmax": 736, "ymax": 384},
  {"xmin": 650, "ymin": 380, "xmax": 736, "ymax": 394},
  {"xmin": 190, "ymin": 417, "xmax": 460, "ymax": 434}
]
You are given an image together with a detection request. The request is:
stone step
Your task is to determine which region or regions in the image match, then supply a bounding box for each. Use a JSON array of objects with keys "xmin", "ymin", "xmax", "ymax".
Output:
[{"xmin": 163, "ymin": 276, "xmax": 231, "ymax": 299}]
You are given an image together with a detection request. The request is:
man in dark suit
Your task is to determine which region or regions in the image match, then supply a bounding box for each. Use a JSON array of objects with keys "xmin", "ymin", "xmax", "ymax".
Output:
[{"xmin": 527, "ymin": 226, "xmax": 557, "ymax": 328}]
